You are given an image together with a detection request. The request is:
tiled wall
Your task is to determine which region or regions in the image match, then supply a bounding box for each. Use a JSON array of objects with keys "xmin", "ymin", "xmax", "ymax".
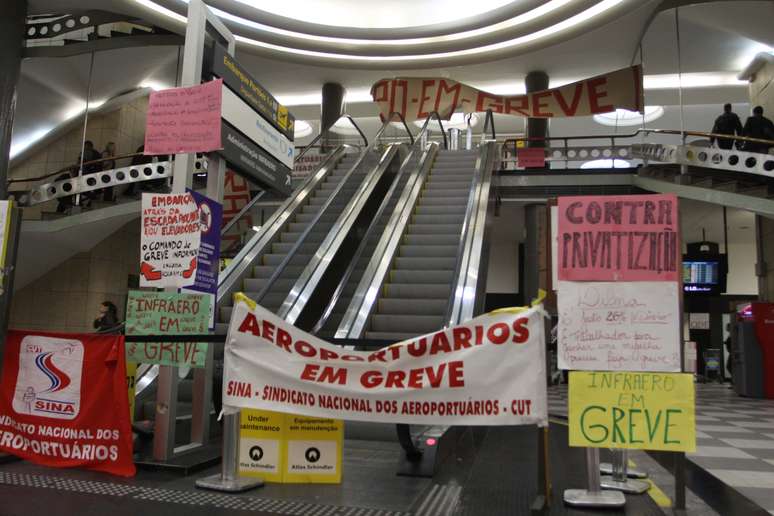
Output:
[
  {"xmin": 9, "ymin": 220, "xmax": 140, "ymax": 333},
  {"xmin": 10, "ymin": 95, "xmax": 150, "ymax": 219}
]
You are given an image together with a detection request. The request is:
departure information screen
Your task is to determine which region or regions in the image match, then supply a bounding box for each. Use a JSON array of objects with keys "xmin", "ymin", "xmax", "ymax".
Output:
[{"xmin": 683, "ymin": 261, "xmax": 719, "ymax": 285}]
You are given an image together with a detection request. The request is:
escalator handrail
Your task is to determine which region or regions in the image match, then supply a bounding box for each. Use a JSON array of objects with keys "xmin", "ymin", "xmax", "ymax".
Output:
[
  {"xmin": 217, "ymin": 144, "xmax": 354, "ymax": 306},
  {"xmin": 295, "ymin": 114, "xmax": 369, "ymax": 163},
  {"xmin": 375, "ymin": 111, "xmax": 415, "ymax": 146},
  {"xmin": 482, "ymin": 108, "xmax": 496, "ymax": 142},
  {"xmin": 444, "ymin": 140, "xmax": 497, "ymax": 326},
  {"xmin": 335, "ymin": 142, "xmax": 440, "ymax": 339},
  {"xmin": 415, "ymin": 111, "xmax": 448, "ymax": 150}
]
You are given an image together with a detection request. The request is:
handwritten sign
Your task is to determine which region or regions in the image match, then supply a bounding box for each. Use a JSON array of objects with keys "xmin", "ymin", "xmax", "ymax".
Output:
[
  {"xmin": 144, "ymin": 79, "xmax": 223, "ymax": 155},
  {"xmin": 125, "ymin": 291, "xmax": 210, "ymax": 368},
  {"xmin": 568, "ymin": 371, "xmax": 695, "ymax": 452},
  {"xmin": 517, "ymin": 148, "xmax": 546, "ymax": 168},
  {"xmin": 140, "ymin": 193, "xmax": 201, "ymax": 288},
  {"xmin": 558, "ymin": 281, "xmax": 680, "ymax": 372},
  {"xmin": 183, "ymin": 190, "xmax": 222, "ymax": 330},
  {"xmin": 557, "ymin": 194, "xmax": 679, "ymax": 282}
]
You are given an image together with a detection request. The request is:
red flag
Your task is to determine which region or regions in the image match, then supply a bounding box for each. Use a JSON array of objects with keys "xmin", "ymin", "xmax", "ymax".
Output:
[{"xmin": 0, "ymin": 330, "xmax": 136, "ymax": 477}]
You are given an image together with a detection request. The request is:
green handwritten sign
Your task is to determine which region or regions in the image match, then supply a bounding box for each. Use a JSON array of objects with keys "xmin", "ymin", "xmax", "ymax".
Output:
[{"xmin": 125, "ymin": 291, "xmax": 211, "ymax": 368}]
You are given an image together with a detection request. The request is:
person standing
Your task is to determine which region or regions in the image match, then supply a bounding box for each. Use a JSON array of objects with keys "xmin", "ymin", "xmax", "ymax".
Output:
[
  {"xmin": 710, "ymin": 103, "xmax": 743, "ymax": 149},
  {"xmin": 742, "ymin": 106, "xmax": 774, "ymax": 154},
  {"xmin": 101, "ymin": 141, "xmax": 117, "ymax": 201}
]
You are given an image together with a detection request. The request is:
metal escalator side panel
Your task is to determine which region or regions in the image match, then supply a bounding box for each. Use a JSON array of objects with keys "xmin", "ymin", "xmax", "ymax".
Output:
[
  {"xmin": 445, "ymin": 141, "xmax": 497, "ymax": 326},
  {"xmin": 311, "ymin": 143, "xmax": 428, "ymax": 335},
  {"xmin": 335, "ymin": 143, "xmax": 440, "ymax": 339},
  {"xmin": 217, "ymin": 144, "xmax": 356, "ymax": 307},
  {"xmin": 278, "ymin": 143, "xmax": 405, "ymax": 325}
]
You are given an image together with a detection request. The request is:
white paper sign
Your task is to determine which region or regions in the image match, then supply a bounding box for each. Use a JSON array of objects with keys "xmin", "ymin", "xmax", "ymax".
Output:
[
  {"xmin": 140, "ymin": 193, "xmax": 201, "ymax": 288},
  {"xmin": 689, "ymin": 313, "xmax": 710, "ymax": 330},
  {"xmin": 558, "ymin": 281, "xmax": 681, "ymax": 372}
]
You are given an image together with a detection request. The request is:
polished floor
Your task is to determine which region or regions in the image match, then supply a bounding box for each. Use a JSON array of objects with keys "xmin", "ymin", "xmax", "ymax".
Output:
[{"xmin": 548, "ymin": 382, "xmax": 774, "ymax": 514}]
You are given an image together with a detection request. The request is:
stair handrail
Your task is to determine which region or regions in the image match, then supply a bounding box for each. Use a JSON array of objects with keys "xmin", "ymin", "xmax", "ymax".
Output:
[
  {"xmin": 312, "ymin": 111, "xmax": 445, "ymax": 334},
  {"xmin": 375, "ymin": 112, "xmax": 415, "ymax": 146},
  {"xmin": 295, "ymin": 114, "xmax": 368, "ymax": 163},
  {"xmin": 481, "ymin": 109, "xmax": 496, "ymax": 142},
  {"xmin": 247, "ymin": 114, "xmax": 406, "ymax": 310}
]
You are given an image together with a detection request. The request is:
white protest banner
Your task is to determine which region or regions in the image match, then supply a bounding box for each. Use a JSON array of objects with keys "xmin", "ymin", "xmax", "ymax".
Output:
[
  {"xmin": 140, "ymin": 193, "xmax": 201, "ymax": 288},
  {"xmin": 557, "ymin": 281, "xmax": 680, "ymax": 372},
  {"xmin": 223, "ymin": 295, "xmax": 547, "ymax": 426}
]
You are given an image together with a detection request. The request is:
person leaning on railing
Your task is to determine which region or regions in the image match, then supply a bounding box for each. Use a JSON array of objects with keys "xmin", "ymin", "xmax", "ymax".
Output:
[{"xmin": 742, "ymin": 106, "xmax": 774, "ymax": 154}]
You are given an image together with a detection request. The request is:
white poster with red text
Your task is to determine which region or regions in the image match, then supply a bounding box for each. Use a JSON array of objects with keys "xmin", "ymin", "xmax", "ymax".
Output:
[
  {"xmin": 223, "ymin": 296, "xmax": 547, "ymax": 426},
  {"xmin": 140, "ymin": 193, "xmax": 201, "ymax": 288}
]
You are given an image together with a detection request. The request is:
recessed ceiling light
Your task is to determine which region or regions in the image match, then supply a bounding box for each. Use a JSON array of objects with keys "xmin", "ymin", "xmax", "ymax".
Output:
[
  {"xmin": 294, "ymin": 120, "xmax": 313, "ymax": 138},
  {"xmin": 594, "ymin": 106, "xmax": 663, "ymax": 127}
]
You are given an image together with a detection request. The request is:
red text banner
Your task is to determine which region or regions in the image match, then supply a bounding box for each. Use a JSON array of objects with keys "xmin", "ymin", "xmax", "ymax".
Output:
[
  {"xmin": 557, "ymin": 194, "xmax": 679, "ymax": 282},
  {"xmin": 223, "ymin": 296, "xmax": 548, "ymax": 426},
  {"xmin": 371, "ymin": 66, "xmax": 642, "ymax": 123},
  {"xmin": 0, "ymin": 331, "xmax": 135, "ymax": 477}
]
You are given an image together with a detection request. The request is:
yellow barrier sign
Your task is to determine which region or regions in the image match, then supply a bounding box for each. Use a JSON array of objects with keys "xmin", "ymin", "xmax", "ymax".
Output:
[
  {"xmin": 239, "ymin": 409, "xmax": 285, "ymax": 482},
  {"xmin": 568, "ymin": 371, "xmax": 695, "ymax": 452},
  {"xmin": 126, "ymin": 362, "xmax": 137, "ymax": 422}
]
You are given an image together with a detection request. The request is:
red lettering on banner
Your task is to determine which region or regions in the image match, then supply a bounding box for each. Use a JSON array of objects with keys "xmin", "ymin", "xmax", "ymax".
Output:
[
  {"xmin": 238, "ymin": 313, "xmax": 261, "ymax": 336},
  {"xmin": 227, "ymin": 380, "xmax": 252, "ymax": 397},
  {"xmin": 476, "ymin": 92, "xmax": 503, "ymax": 113},
  {"xmin": 300, "ymin": 364, "xmax": 319, "ymax": 381},
  {"xmin": 488, "ymin": 323, "xmax": 510, "ymax": 344},
  {"xmin": 426, "ymin": 363, "xmax": 446, "ymax": 387},
  {"xmin": 276, "ymin": 328, "xmax": 292, "ymax": 352},
  {"xmin": 430, "ymin": 332, "xmax": 451, "ymax": 354},
  {"xmin": 553, "ymin": 84, "xmax": 583, "ymax": 116},
  {"xmin": 261, "ymin": 320, "xmax": 275, "ymax": 341},
  {"xmin": 532, "ymin": 91, "xmax": 553, "ymax": 117},
  {"xmin": 320, "ymin": 348, "xmax": 339, "ymax": 360},
  {"xmin": 408, "ymin": 339, "xmax": 427, "ymax": 357},
  {"xmin": 452, "ymin": 327, "xmax": 472, "ymax": 350},
  {"xmin": 385, "ymin": 370, "xmax": 406, "ymax": 388},
  {"xmin": 417, "ymin": 79, "xmax": 436, "ymax": 118},
  {"xmin": 505, "ymin": 96, "xmax": 530, "ymax": 117},
  {"xmin": 361, "ymin": 370, "xmax": 382, "ymax": 388},
  {"xmin": 371, "ymin": 80, "xmax": 389, "ymax": 102},
  {"xmin": 434, "ymin": 80, "xmax": 462, "ymax": 115},
  {"xmin": 587, "ymin": 77, "xmax": 613, "ymax": 113},
  {"xmin": 448, "ymin": 361, "xmax": 465, "ymax": 387},
  {"xmin": 512, "ymin": 317, "xmax": 530, "ymax": 343},
  {"xmin": 389, "ymin": 80, "xmax": 408, "ymax": 120}
]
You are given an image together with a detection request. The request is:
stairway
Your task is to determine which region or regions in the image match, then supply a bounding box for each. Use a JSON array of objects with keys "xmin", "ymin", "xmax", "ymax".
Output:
[
  {"xmin": 217, "ymin": 151, "xmax": 369, "ymax": 331},
  {"xmin": 318, "ymin": 152, "xmax": 421, "ymax": 337},
  {"xmin": 360, "ymin": 149, "xmax": 478, "ymax": 341}
]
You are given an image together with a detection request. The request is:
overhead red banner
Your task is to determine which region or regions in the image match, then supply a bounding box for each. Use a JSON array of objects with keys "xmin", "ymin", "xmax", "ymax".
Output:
[
  {"xmin": 0, "ymin": 331, "xmax": 136, "ymax": 477},
  {"xmin": 557, "ymin": 194, "xmax": 679, "ymax": 282},
  {"xmin": 371, "ymin": 65, "xmax": 642, "ymax": 123}
]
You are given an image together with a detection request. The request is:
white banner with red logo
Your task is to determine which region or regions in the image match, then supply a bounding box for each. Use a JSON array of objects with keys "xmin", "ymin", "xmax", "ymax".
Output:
[
  {"xmin": 0, "ymin": 331, "xmax": 135, "ymax": 477},
  {"xmin": 371, "ymin": 65, "xmax": 642, "ymax": 123},
  {"xmin": 223, "ymin": 296, "xmax": 547, "ymax": 426}
]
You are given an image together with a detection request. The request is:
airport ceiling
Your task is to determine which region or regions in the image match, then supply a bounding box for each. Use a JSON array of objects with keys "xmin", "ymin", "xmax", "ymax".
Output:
[{"xmin": 11, "ymin": 0, "xmax": 774, "ymax": 158}]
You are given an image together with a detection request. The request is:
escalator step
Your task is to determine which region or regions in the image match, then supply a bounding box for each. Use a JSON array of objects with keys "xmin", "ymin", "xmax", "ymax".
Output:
[
  {"xmin": 253, "ymin": 265, "xmax": 304, "ymax": 278},
  {"xmin": 263, "ymin": 253, "xmax": 312, "ymax": 266},
  {"xmin": 243, "ymin": 277, "xmax": 296, "ymax": 292},
  {"xmin": 418, "ymin": 196, "xmax": 468, "ymax": 206},
  {"xmin": 422, "ymin": 188, "xmax": 472, "ymax": 197},
  {"xmin": 394, "ymin": 257, "xmax": 457, "ymax": 270},
  {"xmin": 415, "ymin": 204, "xmax": 466, "ymax": 215},
  {"xmin": 412, "ymin": 213, "xmax": 464, "ymax": 225},
  {"xmin": 407, "ymin": 223, "xmax": 461, "ymax": 234},
  {"xmin": 377, "ymin": 298, "xmax": 448, "ymax": 315},
  {"xmin": 404, "ymin": 234, "xmax": 459, "ymax": 245},
  {"xmin": 389, "ymin": 270, "xmax": 454, "ymax": 283},
  {"xmin": 384, "ymin": 283, "xmax": 451, "ymax": 298},
  {"xmin": 399, "ymin": 244, "xmax": 458, "ymax": 257},
  {"xmin": 364, "ymin": 331, "xmax": 420, "ymax": 341},
  {"xmin": 294, "ymin": 212, "xmax": 339, "ymax": 223},
  {"xmin": 271, "ymin": 242, "xmax": 320, "ymax": 254},
  {"xmin": 370, "ymin": 314, "xmax": 444, "ymax": 333}
]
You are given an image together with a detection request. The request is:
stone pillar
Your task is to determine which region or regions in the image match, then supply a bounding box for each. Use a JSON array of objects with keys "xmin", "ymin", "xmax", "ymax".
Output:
[
  {"xmin": 321, "ymin": 82, "xmax": 345, "ymax": 151},
  {"xmin": 524, "ymin": 71, "xmax": 549, "ymax": 151},
  {"xmin": 0, "ymin": 0, "xmax": 26, "ymax": 197}
]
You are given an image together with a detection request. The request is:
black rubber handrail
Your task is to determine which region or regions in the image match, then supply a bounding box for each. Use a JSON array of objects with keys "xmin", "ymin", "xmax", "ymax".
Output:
[
  {"xmin": 295, "ymin": 114, "xmax": 368, "ymax": 163},
  {"xmin": 376, "ymin": 111, "xmax": 414, "ymax": 146},
  {"xmin": 482, "ymin": 109, "xmax": 496, "ymax": 141},
  {"xmin": 416, "ymin": 111, "xmax": 448, "ymax": 149}
]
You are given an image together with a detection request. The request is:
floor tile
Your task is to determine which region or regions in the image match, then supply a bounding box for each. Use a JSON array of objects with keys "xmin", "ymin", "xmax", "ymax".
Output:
[
  {"xmin": 731, "ymin": 421, "xmax": 774, "ymax": 429},
  {"xmin": 720, "ymin": 439, "xmax": 774, "ymax": 450},
  {"xmin": 698, "ymin": 425, "xmax": 753, "ymax": 433},
  {"xmin": 706, "ymin": 469, "xmax": 774, "ymax": 488},
  {"xmin": 688, "ymin": 446, "xmax": 755, "ymax": 458},
  {"xmin": 690, "ymin": 456, "xmax": 774, "ymax": 471}
]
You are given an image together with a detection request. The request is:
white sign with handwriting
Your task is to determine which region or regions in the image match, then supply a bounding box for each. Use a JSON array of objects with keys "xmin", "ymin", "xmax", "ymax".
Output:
[{"xmin": 558, "ymin": 281, "xmax": 680, "ymax": 372}]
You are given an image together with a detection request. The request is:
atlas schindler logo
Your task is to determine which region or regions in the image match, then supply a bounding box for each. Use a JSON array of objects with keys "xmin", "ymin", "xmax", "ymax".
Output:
[{"xmin": 13, "ymin": 336, "xmax": 84, "ymax": 420}]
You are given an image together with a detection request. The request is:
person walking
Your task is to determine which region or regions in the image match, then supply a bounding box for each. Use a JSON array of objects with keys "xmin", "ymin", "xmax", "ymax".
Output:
[
  {"xmin": 710, "ymin": 103, "xmax": 743, "ymax": 149},
  {"xmin": 742, "ymin": 106, "xmax": 774, "ymax": 154}
]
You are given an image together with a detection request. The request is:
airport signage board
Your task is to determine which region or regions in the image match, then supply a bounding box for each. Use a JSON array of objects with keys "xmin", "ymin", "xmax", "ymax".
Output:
[
  {"xmin": 372, "ymin": 65, "xmax": 643, "ymax": 123},
  {"xmin": 218, "ymin": 122, "xmax": 292, "ymax": 195},
  {"xmin": 223, "ymin": 295, "xmax": 548, "ymax": 427},
  {"xmin": 221, "ymin": 85, "xmax": 295, "ymax": 169},
  {"xmin": 209, "ymin": 44, "xmax": 295, "ymax": 141},
  {"xmin": 568, "ymin": 371, "xmax": 696, "ymax": 452}
]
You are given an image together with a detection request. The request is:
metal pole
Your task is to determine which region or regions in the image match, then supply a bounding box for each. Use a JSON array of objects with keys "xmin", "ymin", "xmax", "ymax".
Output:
[
  {"xmin": 601, "ymin": 448, "xmax": 649, "ymax": 493},
  {"xmin": 74, "ymin": 51, "xmax": 96, "ymax": 208},
  {"xmin": 564, "ymin": 447, "xmax": 625, "ymax": 507}
]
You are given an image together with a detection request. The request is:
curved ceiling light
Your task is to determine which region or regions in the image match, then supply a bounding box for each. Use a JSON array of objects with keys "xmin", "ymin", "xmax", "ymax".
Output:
[
  {"xmin": 593, "ymin": 105, "xmax": 664, "ymax": 127},
  {"xmin": 135, "ymin": 0, "xmax": 630, "ymax": 66},
  {"xmin": 293, "ymin": 120, "xmax": 314, "ymax": 138},
  {"xmin": 580, "ymin": 159, "xmax": 632, "ymax": 169}
]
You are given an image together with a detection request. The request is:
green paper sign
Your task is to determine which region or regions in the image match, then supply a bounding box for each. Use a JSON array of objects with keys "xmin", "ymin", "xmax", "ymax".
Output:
[{"xmin": 125, "ymin": 291, "xmax": 211, "ymax": 368}]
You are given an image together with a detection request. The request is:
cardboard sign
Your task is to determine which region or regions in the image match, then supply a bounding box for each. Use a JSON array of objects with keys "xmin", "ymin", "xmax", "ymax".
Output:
[
  {"xmin": 568, "ymin": 371, "xmax": 695, "ymax": 452},
  {"xmin": 223, "ymin": 296, "xmax": 547, "ymax": 426},
  {"xmin": 517, "ymin": 148, "xmax": 546, "ymax": 168},
  {"xmin": 140, "ymin": 193, "xmax": 201, "ymax": 288},
  {"xmin": 372, "ymin": 66, "xmax": 642, "ymax": 122},
  {"xmin": 0, "ymin": 331, "xmax": 135, "ymax": 476},
  {"xmin": 557, "ymin": 281, "xmax": 680, "ymax": 372},
  {"xmin": 124, "ymin": 291, "xmax": 210, "ymax": 368},
  {"xmin": 144, "ymin": 79, "xmax": 223, "ymax": 155},
  {"xmin": 284, "ymin": 415, "xmax": 342, "ymax": 484},
  {"xmin": 557, "ymin": 194, "xmax": 679, "ymax": 282},
  {"xmin": 183, "ymin": 190, "xmax": 223, "ymax": 330},
  {"xmin": 239, "ymin": 409, "xmax": 285, "ymax": 483}
]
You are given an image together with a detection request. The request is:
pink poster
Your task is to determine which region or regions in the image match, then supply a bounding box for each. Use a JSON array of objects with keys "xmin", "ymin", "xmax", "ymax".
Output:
[
  {"xmin": 557, "ymin": 194, "xmax": 679, "ymax": 281},
  {"xmin": 144, "ymin": 79, "xmax": 223, "ymax": 155},
  {"xmin": 517, "ymin": 148, "xmax": 546, "ymax": 168}
]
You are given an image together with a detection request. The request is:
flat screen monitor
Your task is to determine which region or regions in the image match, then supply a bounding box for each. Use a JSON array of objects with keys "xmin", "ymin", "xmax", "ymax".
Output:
[{"xmin": 683, "ymin": 255, "xmax": 726, "ymax": 295}]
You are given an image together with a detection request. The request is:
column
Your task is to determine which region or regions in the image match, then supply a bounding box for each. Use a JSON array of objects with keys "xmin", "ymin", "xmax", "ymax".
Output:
[
  {"xmin": 321, "ymin": 82, "xmax": 345, "ymax": 151},
  {"xmin": 524, "ymin": 71, "xmax": 549, "ymax": 151},
  {"xmin": 0, "ymin": 0, "xmax": 26, "ymax": 196}
]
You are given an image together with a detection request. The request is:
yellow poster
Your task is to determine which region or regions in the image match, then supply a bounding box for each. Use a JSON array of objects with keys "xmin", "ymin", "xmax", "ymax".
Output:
[
  {"xmin": 283, "ymin": 415, "xmax": 342, "ymax": 484},
  {"xmin": 239, "ymin": 409, "xmax": 286, "ymax": 482},
  {"xmin": 126, "ymin": 362, "xmax": 137, "ymax": 422},
  {"xmin": 568, "ymin": 371, "xmax": 695, "ymax": 452}
]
